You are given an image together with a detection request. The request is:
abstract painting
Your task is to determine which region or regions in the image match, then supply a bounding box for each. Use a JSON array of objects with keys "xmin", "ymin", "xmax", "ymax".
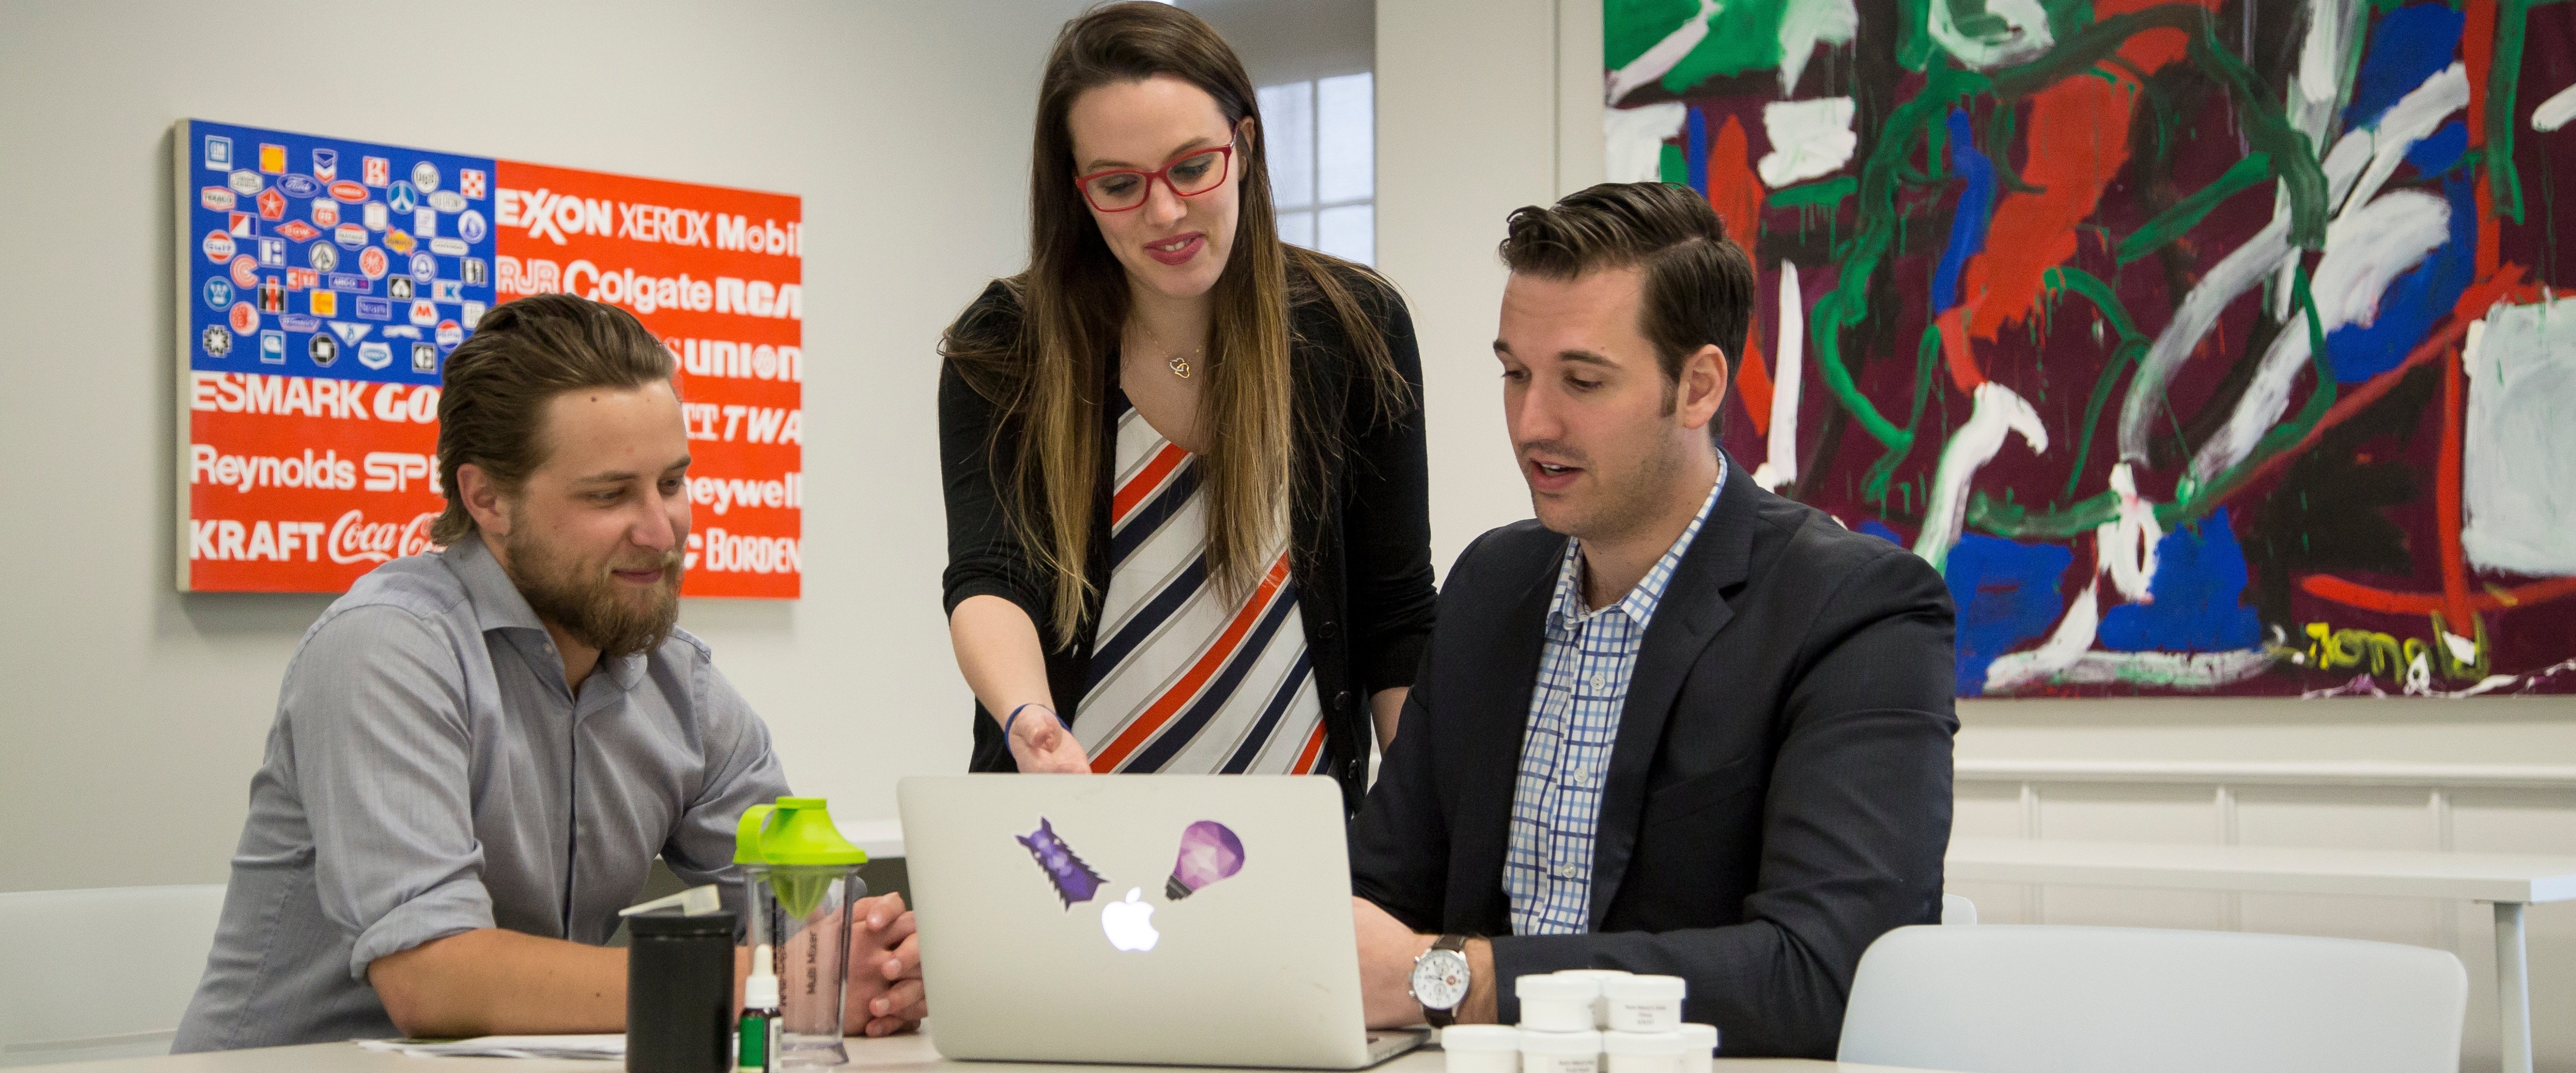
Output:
[{"xmin": 1605, "ymin": 0, "xmax": 2576, "ymax": 697}]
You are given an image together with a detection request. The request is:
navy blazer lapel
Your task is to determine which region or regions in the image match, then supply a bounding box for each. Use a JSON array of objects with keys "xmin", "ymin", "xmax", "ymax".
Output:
[
  {"xmin": 1586, "ymin": 457, "xmax": 1761, "ymax": 929},
  {"xmin": 1450, "ymin": 534, "xmax": 1564, "ymax": 933}
]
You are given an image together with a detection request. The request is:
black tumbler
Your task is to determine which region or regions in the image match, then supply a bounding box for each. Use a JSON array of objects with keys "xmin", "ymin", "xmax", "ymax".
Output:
[{"xmin": 627, "ymin": 910, "xmax": 737, "ymax": 1073}]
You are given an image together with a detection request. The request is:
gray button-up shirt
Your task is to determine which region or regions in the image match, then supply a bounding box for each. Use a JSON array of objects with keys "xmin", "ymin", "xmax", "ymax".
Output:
[{"xmin": 175, "ymin": 537, "xmax": 791, "ymax": 1051}]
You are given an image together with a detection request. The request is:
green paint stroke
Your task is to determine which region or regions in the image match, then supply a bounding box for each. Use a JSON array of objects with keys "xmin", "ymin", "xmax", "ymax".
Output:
[
  {"xmin": 2174, "ymin": 268, "xmax": 2336, "ymax": 520},
  {"xmin": 2042, "ymin": 268, "xmax": 2149, "ymax": 498},
  {"xmin": 1862, "ymin": 322, "xmax": 1949, "ymax": 500},
  {"xmin": 2117, "ymin": 152, "xmax": 2272, "ymax": 264},
  {"xmin": 1661, "ymin": 0, "xmax": 1791, "ymax": 93},
  {"xmin": 1659, "ymin": 143, "xmax": 1690, "ymax": 186},
  {"xmin": 1897, "ymin": 0, "xmax": 1942, "ymax": 71},
  {"xmin": 2489, "ymin": 0, "xmax": 2531, "ymax": 222},
  {"xmin": 1806, "ymin": 64, "xmax": 1985, "ymax": 460},
  {"xmin": 1605, "ymin": 0, "xmax": 1703, "ymax": 70},
  {"xmin": 1770, "ymin": 175, "xmax": 1859, "ymax": 210},
  {"xmin": 2042, "ymin": 0, "xmax": 2100, "ymax": 43},
  {"xmin": 1967, "ymin": 487, "xmax": 2119, "ymax": 540},
  {"xmin": 1986, "ymin": 6, "xmax": 2329, "ymax": 246},
  {"xmin": 1805, "ymin": 4, "xmax": 2325, "ymax": 502},
  {"xmin": 1974, "ymin": 269, "xmax": 2335, "ymax": 543},
  {"xmin": 1603, "ymin": 0, "xmax": 1796, "ymax": 90}
]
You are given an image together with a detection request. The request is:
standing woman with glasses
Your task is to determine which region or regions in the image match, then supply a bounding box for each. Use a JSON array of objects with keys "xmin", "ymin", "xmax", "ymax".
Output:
[{"xmin": 938, "ymin": 2, "xmax": 1432, "ymax": 812}]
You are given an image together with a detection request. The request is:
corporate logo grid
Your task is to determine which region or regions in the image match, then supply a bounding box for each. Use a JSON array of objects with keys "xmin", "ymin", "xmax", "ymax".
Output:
[{"xmin": 176, "ymin": 120, "xmax": 804, "ymax": 597}]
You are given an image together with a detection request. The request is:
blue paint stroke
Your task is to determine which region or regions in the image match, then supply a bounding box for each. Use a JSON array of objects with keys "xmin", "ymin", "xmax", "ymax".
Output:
[
  {"xmin": 2326, "ymin": 172, "xmax": 2475, "ymax": 383},
  {"xmin": 2404, "ymin": 119, "xmax": 2468, "ymax": 178},
  {"xmin": 2097, "ymin": 507, "xmax": 2264, "ymax": 653},
  {"xmin": 1686, "ymin": 106, "xmax": 1710, "ymax": 195},
  {"xmin": 2344, "ymin": 4, "xmax": 2466, "ymax": 131},
  {"xmin": 1857, "ymin": 520, "xmax": 1904, "ymax": 546},
  {"xmin": 1931, "ymin": 110, "xmax": 1996, "ymax": 316},
  {"xmin": 1945, "ymin": 533, "xmax": 2073, "ymax": 695}
]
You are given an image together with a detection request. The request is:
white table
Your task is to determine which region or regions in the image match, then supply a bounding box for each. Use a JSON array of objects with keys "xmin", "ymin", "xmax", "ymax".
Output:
[
  {"xmin": 839, "ymin": 819, "xmax": 906, "ymax": 862},
  {"xmin": 21, "ymin": 1031, "xmax": 1956, "ymax": 1073},
  {"xmin": 1948, "ymin": 837, "xmax": 2576, "ymax": 1073}
]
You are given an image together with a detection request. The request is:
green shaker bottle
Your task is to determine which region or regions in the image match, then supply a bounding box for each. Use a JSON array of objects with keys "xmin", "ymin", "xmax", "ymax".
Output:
[{"xmin": 734, "ymin": 797, "xmax": 869, "ymax": 1067}]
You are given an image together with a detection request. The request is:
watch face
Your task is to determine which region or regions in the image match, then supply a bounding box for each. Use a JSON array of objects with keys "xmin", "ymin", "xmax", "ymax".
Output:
[{"xmin": 1410, "ymin": 948, "xmax": 1470, "ymax": 1010}]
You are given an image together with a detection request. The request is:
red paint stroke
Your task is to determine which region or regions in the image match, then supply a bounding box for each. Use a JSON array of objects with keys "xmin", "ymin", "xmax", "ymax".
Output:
[
  {"xmin": 1707, "ymin": 115, "xmax": 1773, "ymax": 434},
  {"xmin": 1737, "ymin": 323, "xmax": 1776, "ymax": 436},
  {"xmin": 1961, "ymin": 22, "xmax": 2192, "ymax": 341},
  {"xmin": 2299, "ymin": 574, "xmax": 2576, "ymax": 615},
  {"xmin": 2220, "ymin": 271, "xmax": 2535, "ymax": 499},
  {"xmin": 2094, "ymin": 0, "xmax": 2217, "ymax": 16},
  {"xmin": 2221, "ymin": 275, "xmax": 2541, "ymax": 630},
  {"xmin": 1731, "ymin": 334, "xmax": 1772, "ymax": 435},
  {"xmin": 1937, "ymin": 305, "xmax": 1986, "ymax": 391},
  {"xmin": 2455, "ymin": 263, "xmax": 2531, "ymax": 323},
  {"xmin": 2438, "ymin": 339, "xmax": 2475, "ymax": 629},
  {"xmin": 2476, "ymin": 178, "xmax": 2502, "ymax": 281},
  {"xmin": 2465, "ymin": 0, "xmax": 2497, "ymax": 148}
]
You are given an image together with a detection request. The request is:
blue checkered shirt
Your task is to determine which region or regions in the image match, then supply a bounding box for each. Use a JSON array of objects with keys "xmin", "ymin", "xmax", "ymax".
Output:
[{"xmin": 1504, "ymin": 467, "xmax": 1724, "ymax": 935}]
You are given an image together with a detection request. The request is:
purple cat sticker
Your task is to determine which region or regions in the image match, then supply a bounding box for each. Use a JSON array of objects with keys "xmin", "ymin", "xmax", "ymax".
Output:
[{"xmin": 1016, "ymin": 817, "xmax": 1107, "ymax": 908}]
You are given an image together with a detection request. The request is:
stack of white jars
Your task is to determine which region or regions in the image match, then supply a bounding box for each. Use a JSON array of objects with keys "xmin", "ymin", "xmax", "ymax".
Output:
[{"xmin": 1438, "ymin": 971, "xmax": 1718, "ymax": 1073}]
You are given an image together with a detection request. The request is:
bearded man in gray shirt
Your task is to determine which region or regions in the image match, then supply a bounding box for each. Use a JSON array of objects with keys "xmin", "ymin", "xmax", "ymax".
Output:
[{"xmin": 177, "ymin": 295, "xmax": 924, "ymax": 1050}]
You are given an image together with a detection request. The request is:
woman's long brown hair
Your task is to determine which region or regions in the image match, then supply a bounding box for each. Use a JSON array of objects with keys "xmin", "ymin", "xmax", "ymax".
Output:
[{"xmin": 943, "ymin": 1, "xmax": 1405, "ymax": 645}]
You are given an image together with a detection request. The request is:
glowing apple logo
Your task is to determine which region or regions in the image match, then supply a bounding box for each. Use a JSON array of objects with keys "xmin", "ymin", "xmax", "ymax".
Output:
[{"xmin": 1099, "ymin": 887, "xmax": 1160, "ymax": 952}]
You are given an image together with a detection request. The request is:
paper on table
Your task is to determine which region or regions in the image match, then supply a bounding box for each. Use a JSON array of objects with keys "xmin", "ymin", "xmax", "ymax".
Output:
[{"xmin": 357, "ymin": 1035, "xmax": 626, "ymax": 1060}]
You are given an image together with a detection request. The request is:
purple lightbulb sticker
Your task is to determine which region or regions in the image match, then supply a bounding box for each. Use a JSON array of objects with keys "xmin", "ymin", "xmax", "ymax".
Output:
[
  {"xmin": 1016, "ymin": 817, "xmax": 1106, "ymax": 908},
  {"xmin": 1164, "ymin": 820, "xmax": 1245, "ymax": 900}
]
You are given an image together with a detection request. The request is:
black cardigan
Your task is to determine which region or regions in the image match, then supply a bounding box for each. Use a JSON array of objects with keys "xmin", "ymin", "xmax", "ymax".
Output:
[{"xmin": 937, "ymin": 273, "xmax": 1437, "ymax": 812}]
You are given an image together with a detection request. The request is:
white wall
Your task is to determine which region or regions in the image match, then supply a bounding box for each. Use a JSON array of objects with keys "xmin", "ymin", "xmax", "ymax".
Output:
[
  {"xmin": 1378, "ymin": 0, "xmax": 1565, "ymax": 568},
  {"xmin": 1377, "ymin": 2, "xmax": 2576, "ymax": 1069},
  {"xmin": 0, "ymin": 0, "xmax": 1089, "ymax": 893},
  {"xmin": 1182, "ymin": 0, "xmax": 1374, "ymax": 87},
  {"xmin": 7, "ymin": 0, "xmax": 2575, "ymax": 1061}
]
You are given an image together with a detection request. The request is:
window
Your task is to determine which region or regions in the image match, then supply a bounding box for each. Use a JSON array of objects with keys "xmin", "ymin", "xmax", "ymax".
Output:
[{"xmin": 1258, "ymin": 72, "xmax": 1373, "ymax": 265}]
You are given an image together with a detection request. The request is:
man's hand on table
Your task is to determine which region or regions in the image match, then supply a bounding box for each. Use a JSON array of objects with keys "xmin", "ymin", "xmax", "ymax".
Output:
[
  {"xmin": 845, "ymin": 892, "xmax": 925, "ymax": 1036},
  {"xmin": 1352, "ymin": 896, "xmax": 1496, "ymax": 1029}
]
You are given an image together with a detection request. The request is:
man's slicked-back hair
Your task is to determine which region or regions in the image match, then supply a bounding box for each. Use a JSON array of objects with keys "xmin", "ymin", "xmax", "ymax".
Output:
[
  {"xmin": 1498, "ymin": 182, "xmax": 1757, "ymax": 392},
  {"xmin": 430, "ymin": 294, "xmax": 677, "ymax": 545}
]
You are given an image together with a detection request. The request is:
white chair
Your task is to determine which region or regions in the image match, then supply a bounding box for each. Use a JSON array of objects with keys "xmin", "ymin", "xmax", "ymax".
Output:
[
  {"xmin": 0, "ymin": 885, "xmax": 227, "ymax": 1067},
  {"xmin": 1838, "ymin": 924, "xmax": 2466, "ymax": 1073},
  {"xmin": 1940, "ymin": 892, "xmax": 1977, "ymax": 925}
]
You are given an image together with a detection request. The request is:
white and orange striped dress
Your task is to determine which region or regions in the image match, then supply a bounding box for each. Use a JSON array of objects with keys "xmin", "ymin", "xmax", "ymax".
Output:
[{"xmin": 1076, "ymin": 395, "xmax": 1328, "ymax": 775}]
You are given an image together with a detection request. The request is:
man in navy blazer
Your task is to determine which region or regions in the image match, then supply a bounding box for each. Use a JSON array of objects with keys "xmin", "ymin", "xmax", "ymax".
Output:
[{"xmin": 1347, "ymin": 183, "xmax": 1957, "ymax": 1058}]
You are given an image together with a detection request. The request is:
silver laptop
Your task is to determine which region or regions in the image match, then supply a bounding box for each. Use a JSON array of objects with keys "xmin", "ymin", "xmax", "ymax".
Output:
[{"xmin": 899, "ymin": 775, "xmax": 1428, "ymax": 1069}]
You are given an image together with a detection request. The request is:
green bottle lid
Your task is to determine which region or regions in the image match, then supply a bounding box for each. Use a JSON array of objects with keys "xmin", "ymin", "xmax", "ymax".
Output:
[{"xmin": 733, "ymin": 796, "xmax": 869, "ymax": 866}]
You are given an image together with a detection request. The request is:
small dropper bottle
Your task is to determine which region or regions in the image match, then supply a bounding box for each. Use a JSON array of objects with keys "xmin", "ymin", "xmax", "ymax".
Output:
[{"xmin": 737, "ymin": 943, "xmax": 782, "ymax": 1073}]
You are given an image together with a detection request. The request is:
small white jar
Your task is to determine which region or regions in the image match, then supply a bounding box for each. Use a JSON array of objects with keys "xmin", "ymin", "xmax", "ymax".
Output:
[
  {"xmin": 1676, "ymin": 1024, "xmax": 1719, "ymax": 1073},
  {"xmin": 1518, "ymin": 1028, "xmax": 1602, "ymax": 1073},
  {"xmin": 1441, "ymin": 1025, "xmax": 1523, "ymax": 1073},
  {"xmin": 1515, "ymin": 975, "xmax": 1601, "ymax": 1033},
  {"xmin": 1602, "ymin": 1030, "xmax": 1690, "ymax": 1073},
  {"xmin": 1551, "ymin": 969, "xmax": 1631, "ymax": 1028},
  {"xmin": 1601, "ymin": 975, "xmax": 1686, "ymax": 1032}
]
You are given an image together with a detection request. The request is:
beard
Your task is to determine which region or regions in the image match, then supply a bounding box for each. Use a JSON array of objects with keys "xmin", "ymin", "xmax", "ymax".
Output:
[
  {"xmin": 1525, "ymin": 431, "xmax": 1682, "ymax": 545},
  {"xmin": 501, "ymin": 524, "xmax": 684, "ymax": 660}
]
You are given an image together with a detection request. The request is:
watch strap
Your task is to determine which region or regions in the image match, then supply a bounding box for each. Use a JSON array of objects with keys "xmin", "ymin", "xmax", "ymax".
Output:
[{"xmin": 1421, "ymin": 934, "xmax": 1470, "ymax": 1027}]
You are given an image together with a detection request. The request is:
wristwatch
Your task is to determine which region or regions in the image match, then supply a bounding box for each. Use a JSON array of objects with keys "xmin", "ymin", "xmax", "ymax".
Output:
[{"xmin": 1408, "ymin": 934, "xmax": 1472, "ymax": 1027}]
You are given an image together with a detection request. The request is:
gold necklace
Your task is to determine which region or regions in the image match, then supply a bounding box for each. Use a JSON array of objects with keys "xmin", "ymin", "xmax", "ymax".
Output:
[{"xmin": 1135, "ymin": 320, "xmax": 1201, "ymax": 380}]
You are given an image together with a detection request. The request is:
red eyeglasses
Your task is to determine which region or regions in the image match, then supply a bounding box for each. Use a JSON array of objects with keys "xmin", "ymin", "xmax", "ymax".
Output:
[{"xmin": 1075, "ymin": 144, "xmax": 1235, "ymax": 213}]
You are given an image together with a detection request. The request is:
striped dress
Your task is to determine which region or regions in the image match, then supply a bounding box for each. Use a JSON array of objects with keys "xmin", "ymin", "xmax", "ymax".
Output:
[{"xmin": 1076, "ymin": 393, "xmax": 1329, "ymax": 775}]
